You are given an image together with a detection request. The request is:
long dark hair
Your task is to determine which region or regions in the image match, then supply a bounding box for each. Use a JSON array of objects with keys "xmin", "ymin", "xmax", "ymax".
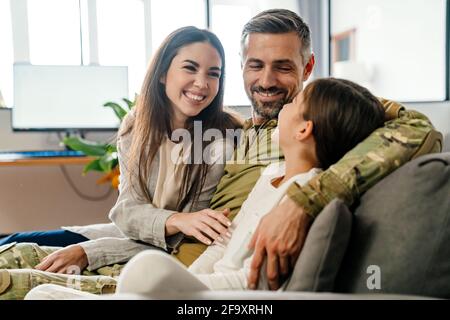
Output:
[
  {"xmin": 302, "ymin": 78, "xmax": 385, "ymax": 169},
  {"xmin": 122, "ymin": 26, "xmax": 241, "ymax": 210}
]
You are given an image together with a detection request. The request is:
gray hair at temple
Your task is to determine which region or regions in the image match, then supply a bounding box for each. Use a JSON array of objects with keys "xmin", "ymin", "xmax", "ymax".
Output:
[{"xmin": 240, "ymin": 9, "xmax": 313, "ymax": 64}]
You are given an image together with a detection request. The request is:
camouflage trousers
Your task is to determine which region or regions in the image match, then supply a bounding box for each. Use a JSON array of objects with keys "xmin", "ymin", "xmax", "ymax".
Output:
[{"xmin": 0, "ymin": 242, "xmax": 121, "ymax": 300}]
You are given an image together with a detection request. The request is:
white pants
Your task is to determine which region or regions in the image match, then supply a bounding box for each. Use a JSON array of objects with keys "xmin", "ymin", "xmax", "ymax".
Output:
[
  {"xmin": 25, "ymin": 250, "xmax": 209, "ymax": 300},
  {"xmin": 117, "ymin": 250, "xmax": 209, "ymax": 294},
  {"xmin": 25, "ymin": 284, "xmax": 99, "ymax": 300}
]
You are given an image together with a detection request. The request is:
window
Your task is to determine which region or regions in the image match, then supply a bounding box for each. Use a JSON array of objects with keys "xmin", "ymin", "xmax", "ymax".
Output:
[
  {"xmin": 331, "ymin": 29, "xmax": 355, "ymax": 63},
  {"xmin": 210, "ymin": 0, "xmax": 301, "ymax": 106},
  {"xmin": 96, "ymin": 0, "xmax": 206, "ymax": 97},
  {"xmin": 210, "ymin": 1, "xmax": 252, "ymax": 106},
  {"xmin": 330, "ymin": 0, "xmax": 448, "ymax": 102},
  {"xmin": 96, "ymin": 0, "xmax": 146, "ymax": 97},
  {"xmin": 4, "ymin": 0, "xmax": 303, "ymax": 110},
  {"xmin": 28, "ymin": 0, "xmax": 81, "ymax": 65},
  {"xmin": 0, "ymin": 0, "xmax": 14, "ymax": 107},
  {"xmin": 150, "ymin": 0, "xmax": 206, "ymax": 51}
]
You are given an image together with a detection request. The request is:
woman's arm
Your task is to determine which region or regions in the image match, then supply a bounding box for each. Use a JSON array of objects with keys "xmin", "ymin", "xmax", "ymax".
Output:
[
  {"xmin": 78, "ymin": 237, "xmax": 156, "ymax": 271},
  {"xmin": 106, "ymin": 112, "xmax": 179, "ymax": 250},
  {"xmin": 35, "ymin": 237, "xmax": 155, "ymax": 273},
  {"xmin": 110, "ymin": 128, "xmax": 233, "ymax": 249},
  {"xmin": 33, "ymin": 236, "xmax": 153, "ymax": 273},
  {"xmin": 108, "ymin": 130, "xmax": 181, "ymax": 250},
  {"xmin": 165, "ymin": 138, "xmax": 235, "ymax": 245}
]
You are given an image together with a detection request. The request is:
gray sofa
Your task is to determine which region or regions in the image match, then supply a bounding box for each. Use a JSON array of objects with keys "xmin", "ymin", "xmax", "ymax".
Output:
[
  {"xmin": 101, "ymin": 152, "xmax": 450, "ymax": 300},
  {"xmin": 285, "ymin": 151, "xmax": 450, "ymax": 299}
]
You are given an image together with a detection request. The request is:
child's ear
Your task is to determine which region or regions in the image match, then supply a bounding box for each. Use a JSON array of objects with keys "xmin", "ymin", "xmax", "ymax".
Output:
[{"xmin": 295, "ymin": 120, "xmax": 314, "ymax": 141}]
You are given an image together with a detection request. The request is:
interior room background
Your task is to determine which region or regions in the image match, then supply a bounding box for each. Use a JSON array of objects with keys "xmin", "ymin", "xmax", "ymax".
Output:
[{"xmin": 0, "ymin": 0, "xmax": 448, "ymax": 234}]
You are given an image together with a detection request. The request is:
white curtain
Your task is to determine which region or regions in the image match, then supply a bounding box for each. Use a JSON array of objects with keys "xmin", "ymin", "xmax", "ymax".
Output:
[{"xmin": 297, "ymin": 0, "xmax": 329, "ymax": 78}]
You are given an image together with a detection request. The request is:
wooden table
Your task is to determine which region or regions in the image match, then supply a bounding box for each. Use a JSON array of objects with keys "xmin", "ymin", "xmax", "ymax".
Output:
[{"xmin": 0, "ymin": 156, "xmax": 95, "ymax": 166}]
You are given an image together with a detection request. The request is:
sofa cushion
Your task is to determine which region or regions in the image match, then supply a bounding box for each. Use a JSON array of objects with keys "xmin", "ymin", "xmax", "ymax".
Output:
[
  {"xmin": 284, "ymin": 198, "xmax": 352, "ymax": 292},
  {"xmin": 334, "ymin": 152, "xmax": 450, "ymax": 298}
]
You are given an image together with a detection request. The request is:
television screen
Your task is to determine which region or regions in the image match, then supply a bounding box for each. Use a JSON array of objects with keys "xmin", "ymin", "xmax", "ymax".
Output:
[{"xmin": 13, "ymin": 64, "xmax": 128, "ymax": 131}]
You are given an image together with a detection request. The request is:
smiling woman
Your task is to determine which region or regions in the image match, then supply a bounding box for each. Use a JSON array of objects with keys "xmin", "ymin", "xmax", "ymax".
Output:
[
  {"xmin": 0, "ymin": 26, "xmax": 242, "ymax": 300},
  {"xmin": 163, "ymin": 42, "xmax": 223, "ymax": 129}
]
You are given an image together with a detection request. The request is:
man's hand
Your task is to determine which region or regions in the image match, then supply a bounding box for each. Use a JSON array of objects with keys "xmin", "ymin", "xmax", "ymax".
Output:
[
  {"xmin": 248, "ymin": 197, "xmax": 312, "ymax": 290},
  {"xmin": 35, "ymin": 244, "xmax": 88, "ymax": 274}
]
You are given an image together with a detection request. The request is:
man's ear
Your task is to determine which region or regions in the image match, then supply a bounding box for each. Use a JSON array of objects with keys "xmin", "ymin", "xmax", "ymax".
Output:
[
  {"xmin": 240, "ymin": 52, "xmax": 245, "ymax": 70},
  {"xmin": 295, "ymin": 120, "xmax": 314, "ymax": 141},
  {"xmin": 240, "ymin": 41, "xmax": 248, "ymax": 70},
  {"xmin": 302, "ymin": 54, "xmax": 315, "ymax": 81}
]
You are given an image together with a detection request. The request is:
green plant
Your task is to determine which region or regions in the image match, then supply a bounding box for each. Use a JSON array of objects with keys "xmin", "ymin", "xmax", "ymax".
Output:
[{"xmin": 63, "ymin": 96, "xmax": 136, "ymax": 187}]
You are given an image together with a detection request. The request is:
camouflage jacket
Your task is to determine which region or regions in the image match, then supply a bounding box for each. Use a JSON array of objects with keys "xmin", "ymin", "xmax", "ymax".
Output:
[{"xmin": 287, "ymin": 98, "xmax": 443, "ymax": 217}]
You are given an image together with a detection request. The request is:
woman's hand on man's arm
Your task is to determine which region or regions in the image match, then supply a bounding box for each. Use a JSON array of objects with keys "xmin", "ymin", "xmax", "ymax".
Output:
[
  {"xmin": 166, "ymin": 208, "xmax": 232, "ymax": 245},
  {"xmin": 35, "ymin": 245, "xmax": 88, "ymax": 274}
]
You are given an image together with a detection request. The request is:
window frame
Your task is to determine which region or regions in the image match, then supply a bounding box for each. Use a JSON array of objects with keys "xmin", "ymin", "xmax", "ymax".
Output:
[{"xmin": 331, "ymin": 28, "xmax": 355, "ymax": 64}]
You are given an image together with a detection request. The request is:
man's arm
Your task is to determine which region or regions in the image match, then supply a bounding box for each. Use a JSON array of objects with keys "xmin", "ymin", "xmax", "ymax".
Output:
[
  {"xmin": 248, "ymin": 102, "xmax": 442, "ymax": 290},
  {"xmin": 248, "ymin": 197, "xmax": 311, "ymax": 290},
  {"xmin": 286, "ymin": 105, "xmax": 442, "ymax": 218}
]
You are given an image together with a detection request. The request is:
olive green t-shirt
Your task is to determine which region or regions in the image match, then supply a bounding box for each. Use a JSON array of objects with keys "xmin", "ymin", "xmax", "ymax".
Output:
[{"xmin": 174, "ymin": 119, "xmax": 282, "ymax": 265}]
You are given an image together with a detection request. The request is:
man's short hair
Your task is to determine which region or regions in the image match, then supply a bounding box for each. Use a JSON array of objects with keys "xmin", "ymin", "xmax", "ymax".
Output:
[{"xmin": 241, "ymin": 9, "xmax": 312, "ymax": 64}]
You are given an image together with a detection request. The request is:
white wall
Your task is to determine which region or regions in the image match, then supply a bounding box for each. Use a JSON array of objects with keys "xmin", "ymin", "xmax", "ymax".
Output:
[
  {"xmin": 257, "ymin": 0, "xmax": 299, "ymax": 12},
  {"xmin": 331, "ymin": 0, "xmax": 446, "ymax": 102},
  {"xmin": 0, "ymin": 164, "xmax": 117, "ymax": 234},
  {"xmin": 406, "ymin": 102, "xmax": 450, "ymax": 152},
  {"xmin": 330, "ymin": 0, "xmax": 450, "ymax": 149}
]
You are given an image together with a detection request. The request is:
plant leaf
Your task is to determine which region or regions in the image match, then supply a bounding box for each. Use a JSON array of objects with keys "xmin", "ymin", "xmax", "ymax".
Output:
[
  {"xmin": 122, "ymin": 98, "xmax": 135, "ymax": 110},
  {"xmin": 103, "ymin": 102, "xmax": 127, "ymax": 120},
  {"xmin": 63, "ymin": 137, "xmax": 110, "ymax": 156},
  {"xmin": 106, "ymin": 145, "xmax": 117, "ymax": 153},
  {"xmin": 98, "ymin": 152, "xmax": 118, "ymax": 173},
  {"xmin": 83, "ymin": 159, "xmax": 104, "ymax": 174}
]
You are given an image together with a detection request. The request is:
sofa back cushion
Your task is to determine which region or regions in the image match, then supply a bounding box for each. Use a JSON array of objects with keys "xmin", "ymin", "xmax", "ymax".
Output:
[
  {"xmin": 334, "ymin": 152, "xmax": 450, "ymax": 298},
  {"xmin": 284, "ymin": 198, "xmax": 352, "ymax": 292}
]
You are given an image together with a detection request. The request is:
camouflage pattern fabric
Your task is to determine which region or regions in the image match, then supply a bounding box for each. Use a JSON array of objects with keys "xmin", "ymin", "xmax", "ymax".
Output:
[
  {"xmin": 0, "ymin": 242, "xmax": 119, "ymax": 300},
  {"xmin": 0, "ymin": 242, "xmax": 58, "ymax": 270},
  {"xmin": 287, "ymin": 100, "xmax": 442, "ymax": 218}
]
